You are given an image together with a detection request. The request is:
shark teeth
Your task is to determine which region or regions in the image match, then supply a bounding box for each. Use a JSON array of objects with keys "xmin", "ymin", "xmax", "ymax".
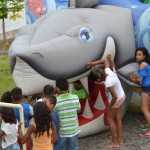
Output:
[
  {"xmin": 95, "ymin": 36, "xmax": 115, "ymax": 69},
  {"xmin": 101, "ymin": 36, "xmax": 115, "ymax": 60},
  {"xmin": 79, "ymin": 77, "xmax": 89, "ymax": 94},
  {"xmin": 68, "ymin": 83, "xmax": 73, "ymax": 93},
  {"xmin": 82, "ymin": 99, "xmax": 93, "ymax": 118},
  {"xmin": 94, "ymin": 92, "xmax": 105, "ymax": 110}
]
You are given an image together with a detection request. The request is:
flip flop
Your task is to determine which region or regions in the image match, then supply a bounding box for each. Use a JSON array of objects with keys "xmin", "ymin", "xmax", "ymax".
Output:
[
  {"xmin": 136, "ymin": 119, "xmax": 147, "ymax": 124},
  {"xmin": 139, "ymin": 132, "xmax": 150, "ymax": 138}
]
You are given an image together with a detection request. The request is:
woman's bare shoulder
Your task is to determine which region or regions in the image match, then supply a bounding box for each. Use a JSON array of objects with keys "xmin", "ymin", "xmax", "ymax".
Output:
[{"xmin": 140, "ymin": 62, "xmax": 147, "ymax": 69}]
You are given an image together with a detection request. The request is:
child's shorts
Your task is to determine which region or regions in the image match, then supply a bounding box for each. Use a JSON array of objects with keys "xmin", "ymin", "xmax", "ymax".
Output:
[
  {"xmin": 142, "ymin": 85, "xmax": 150, "ymax": 94},
  {"xmin": 112, "ymin": 96, "xmax": 126, "ymax": 108},
  {"xmin": 5, "ymin": 143, "xmax": 20, "ymax": 150}
]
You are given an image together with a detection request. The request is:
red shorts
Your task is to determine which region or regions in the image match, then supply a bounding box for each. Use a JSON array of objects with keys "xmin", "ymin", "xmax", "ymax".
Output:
[{"xmin": 112, "ymin": 96, "xmax": 126, "ymax": 108}]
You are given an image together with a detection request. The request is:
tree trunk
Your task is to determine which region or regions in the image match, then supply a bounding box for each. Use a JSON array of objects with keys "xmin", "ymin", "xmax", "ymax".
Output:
[{"xmin": 2, "ymin": 18, "xmax": 6, "ymax": 44}]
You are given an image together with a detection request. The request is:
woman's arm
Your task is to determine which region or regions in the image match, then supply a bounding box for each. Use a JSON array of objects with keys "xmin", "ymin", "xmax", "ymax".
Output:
[
  {"xmin": 18, "ymin": 123, "xmax": 34, "ymax": 144},
  {"xmin": 87, "ymin": 59, "xmax": 110, "ymax": 68},
  {"xmin": 51, "ymin": 122, "xmax": 58, "ymax": 143},
  {"xmin": 107, "ymin": 54, "xmax": 115, "ymax": 70},
  {"xmin": 130, "ymin": 73, "xmax": 142, "ymax": 83},
  {"xmin": 0, "ymin": 130, "xmax": 5, "ymax": 137},
  {"xmin": 130, "ymin": 62, "xmax": 146, "ymax": 83}
]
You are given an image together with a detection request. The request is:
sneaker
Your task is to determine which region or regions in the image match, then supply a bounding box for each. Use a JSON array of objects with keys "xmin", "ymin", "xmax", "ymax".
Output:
[{"xmin": 136, "ymin": 124, "xmax": 150, "ymax": 131}]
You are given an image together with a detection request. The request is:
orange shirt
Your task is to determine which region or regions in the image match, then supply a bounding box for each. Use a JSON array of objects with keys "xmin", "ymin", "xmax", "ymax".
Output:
[{"xmin": 32, "ymin": 130, "xmax": 53, "ymax": 150}]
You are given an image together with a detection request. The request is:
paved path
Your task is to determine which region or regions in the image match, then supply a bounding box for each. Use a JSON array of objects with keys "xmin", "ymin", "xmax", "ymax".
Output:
[{"xmin": 79, "ymin": 111, "xmax": 150, "ymax": 150}]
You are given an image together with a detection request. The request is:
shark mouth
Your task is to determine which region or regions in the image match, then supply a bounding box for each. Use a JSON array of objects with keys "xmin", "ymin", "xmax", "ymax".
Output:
[{"xmin": 12, "ymin": 37, "xmax": 115, "ymax": 137}]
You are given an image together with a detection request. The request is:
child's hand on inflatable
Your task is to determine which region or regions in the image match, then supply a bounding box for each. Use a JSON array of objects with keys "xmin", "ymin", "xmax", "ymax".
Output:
[
  {"xmin": 130, "ymin": 73, "xmax": 137, "ymax": 82},
  {"xmin": 107, "ymin": 53, "xmax": 111, "ymax": 59},
  {"xmin": 86, "ymin": 61, "xmax": 93, "ymax": 68}
]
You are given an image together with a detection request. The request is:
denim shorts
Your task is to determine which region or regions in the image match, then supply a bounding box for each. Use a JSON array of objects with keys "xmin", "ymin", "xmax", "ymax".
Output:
[
  {"xmin": 142, "ymin": 85, "xmax": 150, "ymax": 94},
  {"xmin": 4, "ymin": 143, "xmax": 20, "ymax": 150},
  {"xmin": 60, "ymin": 134, "xmax": 78, "ymax": 150}
]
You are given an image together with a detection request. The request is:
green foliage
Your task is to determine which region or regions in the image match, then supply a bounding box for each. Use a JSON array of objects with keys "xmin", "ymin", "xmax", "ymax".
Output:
[
  {"xmin": 0, "ymin": 0, "xmax": 24, "ymax": 44},
  {"xmin": 0, "ymin": 56, "xmax": 15, "ymax": 98},
  {"xmin": 0, "ymin": 0, "xmax": 24, "ymax": 19}
]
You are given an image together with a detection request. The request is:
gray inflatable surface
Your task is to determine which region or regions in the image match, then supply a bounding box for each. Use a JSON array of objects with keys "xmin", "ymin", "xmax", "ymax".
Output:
[{"xmin": 9, "ymin": 5, "xmax": 137, "ymax": 95}]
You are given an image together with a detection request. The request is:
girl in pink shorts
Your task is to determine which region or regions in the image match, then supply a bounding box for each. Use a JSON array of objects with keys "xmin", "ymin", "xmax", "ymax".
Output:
[{"xmin": 87, "ymin": 54, "xmax": 126, "ymax": 149}]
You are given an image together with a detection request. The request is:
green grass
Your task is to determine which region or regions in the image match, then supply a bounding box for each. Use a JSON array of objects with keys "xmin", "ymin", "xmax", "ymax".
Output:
[{"xmin": 0, "ymin": 56, "xmax": 16, "ymax": 98}]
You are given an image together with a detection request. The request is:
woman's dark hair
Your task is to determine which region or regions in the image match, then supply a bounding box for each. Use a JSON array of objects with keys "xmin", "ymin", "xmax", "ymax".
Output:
[
  {"xmin": 11, "ymin": 87, "xmax": 22, "ymax": 101},
  {"xmin": 1, "ymin": 91, "xmax": 12, "ymax": 103},
  {"xmin": 33, "ymin": 102, "xmax": 52, "ymax": 138},
  {"xmin": 56, "ymin": 78, "xmax": 68, "ymax": 91},
  {"xmin": 136, "ymin": 47, "xmax": 150, "ymax": 64},
  {"xmin": 43, "ymin": 85, "xmax": 54, "ymax": 96},
  {"xmin": 1, "ymin": 107, "xmax": 16, "ymax": 124}
]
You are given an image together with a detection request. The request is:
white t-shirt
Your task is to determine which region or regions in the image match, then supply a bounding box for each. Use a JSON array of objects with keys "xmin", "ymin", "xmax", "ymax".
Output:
[
  {"xmin": 2, "ymin": 121, "xmax": 18, "ymax": 149},
  {"xmin": 104, "ymin": 68, "xmax": 125, "ymax": 101}
]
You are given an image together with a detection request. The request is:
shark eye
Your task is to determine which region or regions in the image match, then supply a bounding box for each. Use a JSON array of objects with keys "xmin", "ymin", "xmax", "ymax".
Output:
[
  {"xmin": 79, "ymin": 28, "xmax": 93, "ymax": 43},
  {"xmin": 37, "ymin": 8, "xmax": 41, "ymax": 12}
]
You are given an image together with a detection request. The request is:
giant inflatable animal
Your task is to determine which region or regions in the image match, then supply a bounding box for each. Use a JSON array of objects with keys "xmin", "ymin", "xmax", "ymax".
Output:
[
  {"xmin": 9, "ymin": 0, "xmax": 139, "ymax": 137},
  {"xmin": 99, "ymin": 0, "xmax": 150, "ymax": 53}
]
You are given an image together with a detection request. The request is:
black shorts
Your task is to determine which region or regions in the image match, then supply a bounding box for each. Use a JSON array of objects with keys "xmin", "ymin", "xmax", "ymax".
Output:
[{"xmin": 142, "ymin": 85, "xmax": 150, "ymax": 93}]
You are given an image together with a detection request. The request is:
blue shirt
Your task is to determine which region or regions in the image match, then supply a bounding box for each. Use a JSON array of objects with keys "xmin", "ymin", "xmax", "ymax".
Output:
[
  {"xmin": 13, "ymin": 103, "xmax": 33, "ymax": 128},
  {"xmin": 138, "ymin": 64, "xmax": 150, "ymax": 86},
  {"xmin": 51, "ymin": 110, "xmax": 61, "ymax": 149}
]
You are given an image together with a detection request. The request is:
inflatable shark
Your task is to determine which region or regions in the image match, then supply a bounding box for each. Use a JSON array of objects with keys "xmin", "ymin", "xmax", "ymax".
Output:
[{"xmin": 9, "ymin": 0, "xmax": 140, "ymax": 137}]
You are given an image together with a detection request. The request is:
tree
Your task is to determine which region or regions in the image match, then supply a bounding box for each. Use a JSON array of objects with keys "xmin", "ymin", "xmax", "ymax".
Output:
[{"xmin": 0, "ymin": 0, "xmax": 24, "ymax": 44}]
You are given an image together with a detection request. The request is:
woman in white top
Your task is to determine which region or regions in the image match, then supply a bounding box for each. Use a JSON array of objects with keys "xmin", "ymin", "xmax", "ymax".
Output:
[
  {"xmin": 87, "ymin": 54, "xmax": 125, "ymax": 149},
  {"xmin": 0, "ymin": 107, "xmax": 20, "ymax": 150}
]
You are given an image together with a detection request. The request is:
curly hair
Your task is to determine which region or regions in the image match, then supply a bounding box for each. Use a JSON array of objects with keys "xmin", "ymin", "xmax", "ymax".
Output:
[
  {"xmin": 1, "ymin": 107, "xmax": 17, "ymax": 124},
  {"xmin": 89, "ymin": 69, "xmax": 105, "ymax": 81},
  {"xmin": 33, "ymin": 102, "xmax": 52, "ymax": 138}
]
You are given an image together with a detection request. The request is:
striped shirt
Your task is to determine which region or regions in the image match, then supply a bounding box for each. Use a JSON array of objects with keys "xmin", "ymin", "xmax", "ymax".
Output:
[{"xmin": 54, "ymin": 93, "xmax": 81, "ymax": 137}]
